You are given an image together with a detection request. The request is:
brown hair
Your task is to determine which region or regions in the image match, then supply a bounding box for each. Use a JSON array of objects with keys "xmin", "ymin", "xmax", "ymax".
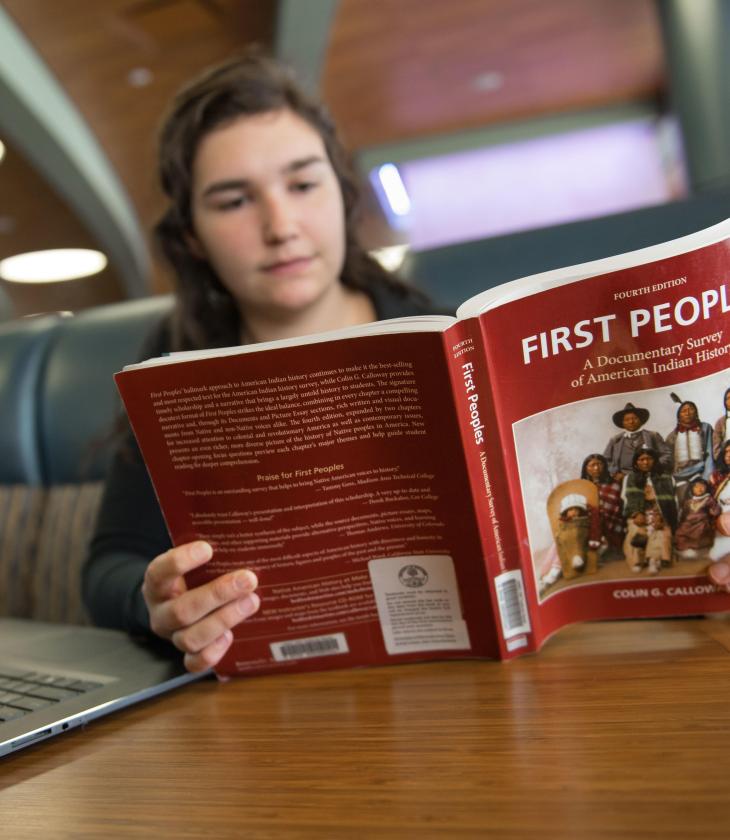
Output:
[{"xmin": 155, "ymin": 47, "xmax": 419, "ymax": 350}]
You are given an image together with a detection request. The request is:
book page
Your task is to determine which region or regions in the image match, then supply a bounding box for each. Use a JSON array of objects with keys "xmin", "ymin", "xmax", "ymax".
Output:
[
  {"xmin": 125, "ymin": 316, "xmax": 455, "ymax": 368},
  {"xmin": 116, "ymin": 330, "xmax": 499, "ymax": 675}
]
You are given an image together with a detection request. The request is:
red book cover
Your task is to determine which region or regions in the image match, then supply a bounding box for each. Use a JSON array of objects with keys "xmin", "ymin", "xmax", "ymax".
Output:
[{"xmin": 116, "ymin": 325, "xmax": 501, "ymax": 676}]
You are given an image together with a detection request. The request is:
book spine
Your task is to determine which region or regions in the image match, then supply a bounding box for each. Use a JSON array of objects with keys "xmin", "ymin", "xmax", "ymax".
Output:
[{"xmin": 444, "ymin": 318, "xmax": 536, "ymax": 659}]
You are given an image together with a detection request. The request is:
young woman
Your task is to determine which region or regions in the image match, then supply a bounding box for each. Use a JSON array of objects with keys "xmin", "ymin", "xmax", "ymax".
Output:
[
  {"xmin": 580, "ymin": 453, "xmax": 623, "ymax": 550},
  {"xmin": 83, "ymin": 49, "xmax": 440, "ymax": 672}
]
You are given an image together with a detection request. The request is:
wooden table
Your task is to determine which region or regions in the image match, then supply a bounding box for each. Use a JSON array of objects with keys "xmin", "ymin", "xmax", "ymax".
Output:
[{"xmin": 2, "ymin": 618, "xmax": 730, "ymax": 839}]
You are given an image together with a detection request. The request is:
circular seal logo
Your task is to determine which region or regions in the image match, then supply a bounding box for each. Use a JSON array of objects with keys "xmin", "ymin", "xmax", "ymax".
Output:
[{"xmin": 398, "ymin": 564, "xmax": 428, "ymax": 588}]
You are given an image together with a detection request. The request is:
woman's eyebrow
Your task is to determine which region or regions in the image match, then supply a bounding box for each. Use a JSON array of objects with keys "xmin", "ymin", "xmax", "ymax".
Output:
[
  {"xmin": 202, "ymin": 179, "xmax": 250, "ymax": 198},
  {"xmin": 285, "ymin": 155, "xmax": 326, "ymax": 174},
  {"xmin": 201, "ymin": 156, "xmax": 327, "ymax": 198}
]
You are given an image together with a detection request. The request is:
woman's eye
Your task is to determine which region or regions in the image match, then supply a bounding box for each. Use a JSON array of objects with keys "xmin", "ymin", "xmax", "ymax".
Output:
[
  {"xmin": 215, "ymin": 195, "xmax": 250, "ymax": 211},
  {"xmin": 291, "ymin": 180, "xmax": 317, "ymax": 193}
]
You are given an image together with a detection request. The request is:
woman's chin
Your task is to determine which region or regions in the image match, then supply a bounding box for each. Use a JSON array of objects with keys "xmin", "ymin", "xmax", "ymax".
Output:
[
  {"xmin": 271, "ymin": 288, "xmax": 325, "ymax": 315},
  {"xmin": 231, "ymin": 278, "xmax": 318, "ymax": 316},
  {"xmin": 268, "ymin": 277, "xmax": 334, "ymax": 314}
]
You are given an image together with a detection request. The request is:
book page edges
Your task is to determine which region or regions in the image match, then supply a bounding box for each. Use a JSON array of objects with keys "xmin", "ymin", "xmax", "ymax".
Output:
[
  {"xmin": 120, "ymin": 315, "xmax": 456, "ymax": 371},
  {"xmin": 456, "ymin": 216, "xmax": 730, "ymax": 319}
]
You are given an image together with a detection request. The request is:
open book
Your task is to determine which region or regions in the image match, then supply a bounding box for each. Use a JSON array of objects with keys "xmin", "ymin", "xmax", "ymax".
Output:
[{"xmin": 116, "ymin": 217, "xmax": 730, "ymax": 676}]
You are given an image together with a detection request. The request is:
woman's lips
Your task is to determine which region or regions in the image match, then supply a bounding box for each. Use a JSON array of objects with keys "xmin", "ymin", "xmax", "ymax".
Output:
[{"xmin": 261, "ymin": 256, "xmax": 313, "ymax": 276}]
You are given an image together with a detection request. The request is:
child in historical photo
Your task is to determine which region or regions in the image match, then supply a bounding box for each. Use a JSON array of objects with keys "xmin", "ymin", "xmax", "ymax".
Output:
[
  {"xmin": 580, "ymin": 453, "xmax": 624, "ymax": 552},
  {"xmin": 553, "ymin": 492, "xmax": 601, "ymax": 581},
  {"xmin": 675, "ymin": 478, "xmax": 720, "ymax": 559},
  {"xmin": 622, "ymin": 446, "xmax": 677, "ymax": 574}
]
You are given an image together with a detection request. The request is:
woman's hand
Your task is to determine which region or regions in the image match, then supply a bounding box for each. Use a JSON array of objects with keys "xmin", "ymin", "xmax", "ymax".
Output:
[{"xmin": 142, "ymin": 540, "xmax": 259, "ymax": 672}]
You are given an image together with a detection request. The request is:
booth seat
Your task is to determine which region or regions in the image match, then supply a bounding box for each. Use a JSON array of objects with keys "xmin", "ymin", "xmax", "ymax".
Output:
[{"xmin": 0, "ymin": 296, "xmax": 172, "ymax": 624}]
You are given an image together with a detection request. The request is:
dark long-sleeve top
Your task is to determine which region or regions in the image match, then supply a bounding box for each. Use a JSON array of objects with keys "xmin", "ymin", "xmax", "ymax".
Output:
[{"xmin": 83, "ymin": 281, "xmax": 446, "ymax": 634}]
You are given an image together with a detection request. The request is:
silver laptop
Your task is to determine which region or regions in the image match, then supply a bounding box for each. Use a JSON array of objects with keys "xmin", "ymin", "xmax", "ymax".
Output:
[{"xmin": 0, "ymin": 618, "xmax": 208, "ymax": 757}]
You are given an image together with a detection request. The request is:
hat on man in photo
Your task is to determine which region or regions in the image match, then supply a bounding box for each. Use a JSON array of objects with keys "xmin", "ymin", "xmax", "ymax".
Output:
[{"xmin": 612, "ymin": 402, "xmax": 650, "ymax": 428}]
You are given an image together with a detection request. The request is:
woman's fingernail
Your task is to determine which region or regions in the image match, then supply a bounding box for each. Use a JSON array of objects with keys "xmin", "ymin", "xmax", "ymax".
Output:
[
  {"xmin": 191, "ymin": 541, "xmax": 212, "ymax": 562},
  {"xmin": 237, "ymin": 592, "xmax": 260, "ymax": 616},
  {"xmin": 234, "ymin": 570, "xmax": 257, "ymax": 591}
]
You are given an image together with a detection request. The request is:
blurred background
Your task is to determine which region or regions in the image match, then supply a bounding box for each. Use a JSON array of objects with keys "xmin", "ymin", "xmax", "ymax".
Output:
[{"xmin": 1, "ymin": 0, "xmax": 729, "ymax": 319}]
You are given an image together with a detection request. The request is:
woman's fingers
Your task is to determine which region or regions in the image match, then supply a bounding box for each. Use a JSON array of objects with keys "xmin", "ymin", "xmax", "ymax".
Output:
[
  {"xmin": 143, "ymin": 541, "xmax": 213, "ymax": 603},
  {"xmin": 170, "ymin": 591, "xmax": 260, "ymax": 655},
  {"xmin": 183, "ymin": 630, "xmax": 233, "ymax": 673},
  {"xmin": 152, "ymin": 568, "xmax": 258, "ymax": 639},
  {"xmin": 180, "ymin": 591, "xmax": 262, "ymax": 672}
]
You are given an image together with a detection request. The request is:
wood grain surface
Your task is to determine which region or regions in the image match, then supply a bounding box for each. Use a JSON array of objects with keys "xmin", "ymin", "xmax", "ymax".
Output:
[{"xmin": 2, "ymin": 618, "xmax": 730, "ymax": 839}]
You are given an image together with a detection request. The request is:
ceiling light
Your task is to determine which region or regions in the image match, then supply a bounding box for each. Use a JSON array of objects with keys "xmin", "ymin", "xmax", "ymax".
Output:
[
  {"xmin": 377, "ymin": 164, "xmax": 411, "ymax": 217},
  {"xmin": 0, "ymin": 140, "xmax": 5, "ymax": 163},
  {"xmin": 0, "ymin": 248, "xmax": 108, "ymax": 283}
]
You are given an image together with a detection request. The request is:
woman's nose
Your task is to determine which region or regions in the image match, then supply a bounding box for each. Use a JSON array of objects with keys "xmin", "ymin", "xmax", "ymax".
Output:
[{"xmin": 261, "ymin": 195, "xmax": 296, "ymax": 244}]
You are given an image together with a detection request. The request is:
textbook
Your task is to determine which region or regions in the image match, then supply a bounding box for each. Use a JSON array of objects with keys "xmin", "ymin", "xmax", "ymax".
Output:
[{"xmin": 116, "ymin": 217, "xmax": 730, "ymax": 676}]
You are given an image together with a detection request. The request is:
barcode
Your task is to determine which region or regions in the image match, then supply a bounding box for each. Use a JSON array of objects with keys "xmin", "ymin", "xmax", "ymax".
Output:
[
  {"xmin": 494, "ymin": 570, "xmax": 531, "ymax": 639},
  {"xmin": 270, "ymin": 632, "xmax": 349, "ymax": 662}
]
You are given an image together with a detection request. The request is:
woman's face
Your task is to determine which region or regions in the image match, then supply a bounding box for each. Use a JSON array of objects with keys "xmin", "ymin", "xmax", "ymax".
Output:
[
  {"xmin": 635, "ymin": 453, "xmax": 654, "ymax": 473},
  {"xmin": 678, "ymin": 403, "xmax": 697, "ymax": 425},
  {"xmin": 189, "ymin": 109, "xmax": 346, "ymax": 319},
  {"xmin": 725, "ymin": 391, "xmax": 730, "ymax": 410},
  {"xmin": 585, "ymin": 458, "xmax": 603, "ymax": 479},
  {"xmin": 724, "ymin": 446, "xmax": 730, "ymax": 466}
]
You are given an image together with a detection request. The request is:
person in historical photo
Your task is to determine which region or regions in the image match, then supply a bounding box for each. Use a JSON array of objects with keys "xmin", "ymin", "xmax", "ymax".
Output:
[
  {"xmin": 579, "ymin": 453, "xmax": 624, "ymax": 551},
  {"xmin": 665, "ymin": 395, "xmax": 714, "ymax": 503},
  {"xmin": 554, "ymin": 493, "xmax": 601, "ymax": 581},
  {"xmin": 709, "ymin": 440, "xmax": 730, "ymax": 562},
  {"xmin": 622, "ymin": 446, "xmax": 677, "ymax": 574},
  {"xmin": 712, "ymin": 386, "xmax": 730, "ymax": 464},
  {"xmin": 710, "ymin": 440, "xmax": 730, "ymax": 496},
  {"xmin": 603, "ymin": 402, "xmax": 671, "ymax": 481},
  {"xmin": 674, "ymin": 478, "xmax": 720, "ymax": 559}
]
